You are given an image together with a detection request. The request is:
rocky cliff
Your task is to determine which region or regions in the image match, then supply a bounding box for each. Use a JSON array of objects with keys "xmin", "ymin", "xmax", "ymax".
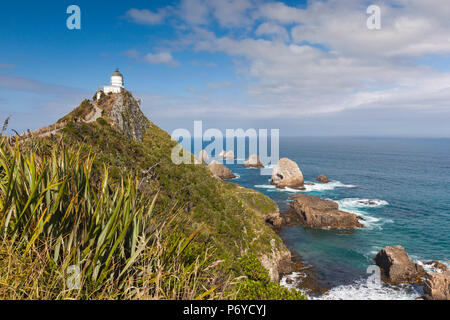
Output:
[{"xmin": 95, "ymin": 91, "xmax": 151, "ymax": 142}]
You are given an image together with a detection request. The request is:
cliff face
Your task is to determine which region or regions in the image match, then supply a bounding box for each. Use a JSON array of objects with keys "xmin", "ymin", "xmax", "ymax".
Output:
[
  {"xmin": 57, "ymin": 91, "xmax": 150, "ymax": 142},
  {"xmin": 97, "ymin": 92, "xmax": 151, "ymax": 141},
  {"xmin": 95, "ymin": 91, "xmax": 151, "ymax": 142}
]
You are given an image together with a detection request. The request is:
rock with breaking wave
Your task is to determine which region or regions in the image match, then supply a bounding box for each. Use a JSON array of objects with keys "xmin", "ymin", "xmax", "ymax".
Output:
[
  {"xmin": 218, "ymin": 150, "xmax": 235, "ymax": 160},
  {"xmin": 197, "ymin": 150, "xmax": 210, "ymax": 164},
  {"xmin": 424, "ymin": 270, "xmax": 450, "ymax": 300},
  {"xmin": 316, "ymin": 175, "xmax": 330, "ymax": 183},
  {"xmin": 289, "ymin": 194, "xmax": 364, "ymax": 229},
  {"xmin": 375, "ymin": 246, "xmax": 425, "ymax": 284},
  {"xmin": 243, "ymin": 154, "xmax": 264, "ymax": 168},
  {"xmin": 270, "ymin": 158, "xmax": 304, "ymax": 189},
  {"xmin": 224, "ymin": 150, "xmax": 235, "ymax": 160},
  {"xmin": 424, "ymin": 261, "xmax": 448, "ymax": 273},
  {"xmin": 208, "ymin": 160, "xmax": 236, "ymax": 180}
]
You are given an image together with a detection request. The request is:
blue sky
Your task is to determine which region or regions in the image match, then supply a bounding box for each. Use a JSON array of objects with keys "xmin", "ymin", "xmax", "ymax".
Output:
[{"xmin": 1, "ymin": 0, "xmax": 450, "ymax": 137}]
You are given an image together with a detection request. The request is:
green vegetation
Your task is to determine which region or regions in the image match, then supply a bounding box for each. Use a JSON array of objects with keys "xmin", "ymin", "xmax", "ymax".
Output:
[
  {"xmin": 0, "ymin": 140, "xmax": 225, "ymax": 299},
  {"xmin": 0, "ymin": 104, "xmax": 307, "ymax": 300},
  {"xmin": 57, "ymin": 99, "xmax": 94, "ymax": 123},
  {"xmin": 235, "ymin": 254, "xmax": 307, "ymax": 300}
]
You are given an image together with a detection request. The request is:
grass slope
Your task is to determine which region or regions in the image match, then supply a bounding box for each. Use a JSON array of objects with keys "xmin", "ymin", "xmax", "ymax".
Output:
[{"xmin": 0, "ymin": 110, "xmax": 306, "ymax": 300}]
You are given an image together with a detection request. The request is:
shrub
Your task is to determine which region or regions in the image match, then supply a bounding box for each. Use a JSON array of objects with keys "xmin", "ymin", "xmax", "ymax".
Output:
[
  {"xmin": 0, "ymin": 138, "xmax": 225, "ymax": 299},
  {"xmin": 96, "ymin": 117, "xmax": 108, "ymax": 126},
  {"xmin": 235, "ymin": 254, "xmax": 307, "ymax": 300}
]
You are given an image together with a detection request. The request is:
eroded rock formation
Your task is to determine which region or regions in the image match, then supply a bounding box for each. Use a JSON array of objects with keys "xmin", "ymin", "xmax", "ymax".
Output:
[
  {"xmin": 375, "ymin": 246, "xmax": 425, "ymax": 284},
  {"xmin": 271, "ymin": 158, "xmax": 304, "ymax": 189},
  {"xmin": 289, "ymin": 194, "xmax": 363, "ymax": 229}
]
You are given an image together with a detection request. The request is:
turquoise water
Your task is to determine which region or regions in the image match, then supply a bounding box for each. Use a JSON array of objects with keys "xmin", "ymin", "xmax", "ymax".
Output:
[{"xmin": 223, "ymin": 137, "xmax": 450, "ymax": 299}]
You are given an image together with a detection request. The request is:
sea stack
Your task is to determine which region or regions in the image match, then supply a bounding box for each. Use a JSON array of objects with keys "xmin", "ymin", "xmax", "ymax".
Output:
[
  {"xmin": 270, "ymin": 158, "xmax": 304, "ymax": 189},
  {"xmin": 375, "ymin": 246, "xmax": 425, "ymax": 284},
  {"xmin": 218, "ymin": 150, "xmax": 235, "ymax": 160},
  {"xmin": 316, "ymin": 175, "xmax": 330, "ymax": 183},
  {"xmin": 208, "ymin": 160, "xmax": 236, "ymax": 180},
  {"xmin": 289, "ymin": 194, "xmax": 364, "ymax": 229},
  {"xmin": 243, "ymin": 154, "xmax": 264, "ymax": 168},
  {"xmin": 224, "ymin": 150, "xmax": 235, "ymax": 160}
]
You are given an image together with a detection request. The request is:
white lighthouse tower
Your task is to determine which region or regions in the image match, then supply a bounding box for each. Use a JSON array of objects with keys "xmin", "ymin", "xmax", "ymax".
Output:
[{"xmin": 97, "ymin": 68, "xmax": 125, "ymax": 100}]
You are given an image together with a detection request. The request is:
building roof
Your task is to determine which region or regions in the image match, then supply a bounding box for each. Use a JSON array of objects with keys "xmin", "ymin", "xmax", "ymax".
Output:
[{"xmin": 112, "ymin": 68, "xmax": 123, "ymax": 77}]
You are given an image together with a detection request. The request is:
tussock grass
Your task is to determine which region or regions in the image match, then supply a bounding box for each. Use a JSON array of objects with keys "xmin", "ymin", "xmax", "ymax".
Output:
[{"xmin": 0, "ymin": 137, "xmax": 226, "ymax": 299}]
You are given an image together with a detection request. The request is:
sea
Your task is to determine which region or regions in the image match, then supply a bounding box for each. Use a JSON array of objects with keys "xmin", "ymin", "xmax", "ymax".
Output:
[{"xmin": 199, "ymin": 137, "xmax": 450, "ymax": 300}]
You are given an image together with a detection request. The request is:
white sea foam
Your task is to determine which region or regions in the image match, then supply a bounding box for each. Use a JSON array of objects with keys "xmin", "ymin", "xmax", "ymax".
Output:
[
  {"xmin": 334, "ymin": 198, "xmax": 391, "ymax": 230},
  {"xmin": 336, "ymin": 198, "xmax": 389, "ymax": 208},
  {"xmin": 313, "ymin": 279, "xmax": 421, "ymax": 300},
  {"xmin": 254, "ymin": 184, "xmax": 276, "ymax": 189},
  {"xmin": 280, "ymin": 272, "xmax": 421, "ymax": 300},
  {"xmin": 279, "ymin": 272, "xmax": 308, "ymax": 291},
  {"xmin": 254, "ymin": 181, "xmax": 355, "ymax": 193},
  {"xmin": 416, "ymin": 259, "xmax": 450, "ymax": 274},
  {"xmin": 304, "ymin": 181, "xmax": 356, "ymax": 192}
]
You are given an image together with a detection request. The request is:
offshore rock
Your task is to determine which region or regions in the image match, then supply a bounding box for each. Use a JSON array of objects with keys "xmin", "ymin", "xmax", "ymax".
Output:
[
  {"xmin": 289, "ymin": 194, "xmax": 364, "ymax": 229},
  {"xmin": 208, "ymin": 160, "xmax": 236, "ymax": 180},
  {"xmin": 375, "ymin": 246, "xmax": 425, "ymax": 284},
  {"xmin": 243, "ymin": 154, "xmax": 264, "ymax": 168},
  {"xmin": 270, "ymin": 158, "xmax": 304, "ymax": 189}
]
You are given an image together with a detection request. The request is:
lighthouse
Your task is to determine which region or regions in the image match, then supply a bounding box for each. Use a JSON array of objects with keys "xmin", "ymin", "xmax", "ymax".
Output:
[{"xmin": 96, "ymin": 68, "xmax": 125, "ymax": 100}]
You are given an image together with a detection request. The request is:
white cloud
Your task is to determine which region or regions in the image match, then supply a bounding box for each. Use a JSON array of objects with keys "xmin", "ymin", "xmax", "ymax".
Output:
[
  {"xmin": 144, "ymin": 52, "xmax": 180, "ymax": 66},
  {"xmin": 255, "ymin": 22, "xmax": 289, "ymax": 42},
  {"xmin": 126, "ymin": 8, "xmax": 169, "ymax": 25},
  {"xmin": 209, "ymin": 0, "xmax": 254, "ymax": 28},
  {"xmin": 127, "ymin": 0, "xmax": 450, "ymax": 126},
  {"xmin": 122, "ymin": 49, "xmax": 140, "ymax": 59},
  {"xmin": 255, "ymin": 1, "xmax": 305, "ymax": 24},
  {"xmin": 178, "ymin": 0, "xmax": 210, "ymax": 25}
]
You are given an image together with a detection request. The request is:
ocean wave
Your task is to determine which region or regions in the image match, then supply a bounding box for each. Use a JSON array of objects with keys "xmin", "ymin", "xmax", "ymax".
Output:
[
  {"xmin": 303, "ymin": 181, "xmax": 356, "ymax": 192},
  {"xmin": 336, "ymin": 198, "xmax": 389, "ymax": 208},
  {"xmin": 415, "ymin": 258, "xmax": 450, "ymax": 274},
  {"xmin": 254, "ymin": 184, "xmax": 276, "ymax": 189},
  {"xmin": 253, "ymin": 181, "xmax": 355, "ymax": 193},
  {"xmin": 334, "ymin": 198, "xmax": 391, "ymax": 230},
  {"xmin": 313, "ymin": 279, "xmax": 421, "ymax": 300},
  {"xmin": 279, "ymin": 272, "xmax": 308, "ymax": 290}
]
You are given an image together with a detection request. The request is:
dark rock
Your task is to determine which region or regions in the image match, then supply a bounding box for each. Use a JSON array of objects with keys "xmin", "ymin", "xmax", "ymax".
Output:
[
  {"xmin": 260, "ymin": 239, "xmax": 292, "ymax": 282},
  {"xmin": 424, "ymin": 270, "xmax": 450, "ymax": 300},
  {"xmin": 208, "ymin": 160, "xmax": 236, "ymax": 180},
  {"xmin": 289, "ymin": 194, "xmax": 364, "ymax": 229},
  {"xmin": 424, "ymin": 260, "xmax": 448, "ymax": 273},
  {"xmin": 243, "ymin": 154, "xmax": 264, "ymax": 168},
  {"xmin": 375, "ymin": 246, "xmax": 425, "ymax": 284},
  {"xmin": 316, "ymin": 175, "xmax": 330, "ymax": 183},
  {"xmin": 271, "ymin": 158, "xmax": 304, "ymax": 189}
]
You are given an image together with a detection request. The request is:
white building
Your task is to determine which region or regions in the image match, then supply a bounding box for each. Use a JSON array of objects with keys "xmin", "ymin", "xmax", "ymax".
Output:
[{"xmin": 97, "ymin": 68, "xmax": 124, "ymax": 100}]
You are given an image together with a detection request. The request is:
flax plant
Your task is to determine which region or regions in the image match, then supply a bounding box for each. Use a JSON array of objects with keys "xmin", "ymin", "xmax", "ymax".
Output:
[{"xmin": 0, "ymin": 137, "xmax": 225, "ymax": 299}]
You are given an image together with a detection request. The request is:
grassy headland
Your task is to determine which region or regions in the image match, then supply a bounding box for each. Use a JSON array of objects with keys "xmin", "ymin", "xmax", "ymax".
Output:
[{"xmin": 0, "ymin": 92, "xmax": 307, "ymax": 300}]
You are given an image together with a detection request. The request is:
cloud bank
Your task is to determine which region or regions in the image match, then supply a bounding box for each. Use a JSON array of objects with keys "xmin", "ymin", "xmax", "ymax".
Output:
[{"xmin": 127, "ymin": 0, "xmax": 450, "ymax": 124}]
